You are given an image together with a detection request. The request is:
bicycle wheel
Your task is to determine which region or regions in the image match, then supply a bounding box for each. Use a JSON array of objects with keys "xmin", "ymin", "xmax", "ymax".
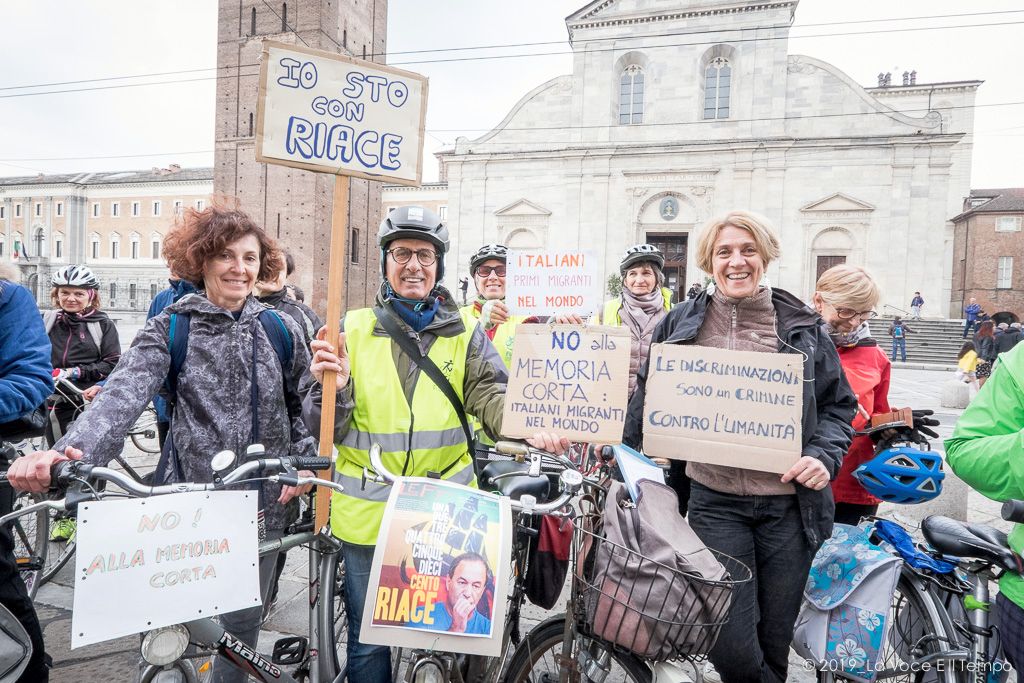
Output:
[
  {"xmin": 319, "ymin": 550, "xmax": 349, "ymax": 680},
  {"xmin": 39, "ymin": 508, "xmax": 77, "ymax": 586},
  {"xmin": 129, "ymin": 406, "xmax": 161, "ymax": 454},
  {"xmin": 503, "ymin": 616, "xmax": 651, "ymax": 683},
  {"xmin": 820, "ymin": 570, "xmax": 961, "ymax": 683},
  {"xmin": 10, "ymin": 492, "xmax": 47, "ymax": 599}
]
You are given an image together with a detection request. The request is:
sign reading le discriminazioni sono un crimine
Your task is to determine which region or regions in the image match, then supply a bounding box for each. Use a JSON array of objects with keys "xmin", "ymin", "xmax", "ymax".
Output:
[{"xmin": 642, "ymin": 344, "xmax": 804, "ymax": 473}]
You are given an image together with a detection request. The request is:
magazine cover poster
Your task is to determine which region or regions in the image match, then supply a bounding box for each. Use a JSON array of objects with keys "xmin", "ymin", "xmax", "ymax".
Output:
[{"xmin": 361, "ymin": 478, "xmax": 512, "ymax": 656}]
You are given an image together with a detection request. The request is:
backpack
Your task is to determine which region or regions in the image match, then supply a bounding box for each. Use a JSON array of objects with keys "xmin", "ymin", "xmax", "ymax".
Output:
[
  {"xmin": 792, "ymin": 523, "xmax": 902, "ymax": 682},
  {"xmin": 42, "ymin": 310, "xmax": 103, "ymax": 351},
  {"xmin": 153, "ymin": 309, "xmax": 294, "ymax": 484}
]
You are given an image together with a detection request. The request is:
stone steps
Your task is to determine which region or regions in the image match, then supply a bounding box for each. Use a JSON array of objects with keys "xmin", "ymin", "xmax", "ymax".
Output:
[{"xmin": 872, "ymin": 316, "xmax": 967, "ymax": 365}]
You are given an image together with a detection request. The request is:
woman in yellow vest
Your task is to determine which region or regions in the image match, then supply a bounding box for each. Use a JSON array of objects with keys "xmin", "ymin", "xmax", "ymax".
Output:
[
  {"xmin": 599, "ymin": 244, "xmax": 674, "ymax": 399},
  {"xmin": 302, "ymin": 206, "xmax": 567, "ymax": 683},
  {"xmin": 460, "ymin": 243, "xmax": 528, "ymax": 368}
]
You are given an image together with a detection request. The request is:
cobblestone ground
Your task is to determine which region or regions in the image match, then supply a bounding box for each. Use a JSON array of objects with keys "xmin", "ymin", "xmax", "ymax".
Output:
[{"xmin": 37, "ymin": 368, "xmax": 1016, "ymax": 681}]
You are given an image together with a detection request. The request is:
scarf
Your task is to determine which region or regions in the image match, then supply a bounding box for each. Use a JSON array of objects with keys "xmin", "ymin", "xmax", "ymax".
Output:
[
  {"xmin": 618, "ymin": 288, "xmax": 667, "ymax": 396},
  {"xmin": 824, "ymin": 321, "xmax": 873, "ymax": 348},
  {"xmin": 383, "ymin": 282, "xmax": 442, "ymax": 332}
]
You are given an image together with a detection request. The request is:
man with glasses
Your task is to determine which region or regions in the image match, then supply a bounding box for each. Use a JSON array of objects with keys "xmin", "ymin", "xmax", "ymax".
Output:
[
  {"xmin": 302, "ymin": 207, "xmax": 568, "ymax": 683},
  {"xmin": 461, "ymin": 244, "xmax": 529, "ymax": 368}
]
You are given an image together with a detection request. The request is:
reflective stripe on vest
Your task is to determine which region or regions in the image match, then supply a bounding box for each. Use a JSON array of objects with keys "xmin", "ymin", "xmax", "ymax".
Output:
[
  {"xmin": 601, "ymin": 288, "xmax": 673, "ymax": 325},
  {"xmin": 330, "ymin": 307, "xmax": 477, "ymax": 545}
]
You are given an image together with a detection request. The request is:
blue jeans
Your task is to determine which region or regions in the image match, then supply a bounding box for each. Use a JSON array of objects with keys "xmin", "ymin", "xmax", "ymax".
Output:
[
  {"xmin": 687, "ymin": 482, "xmax": 819, "ymax": 683},
  {"xmin": 964, "ymin": 319, "xmax": 976, "ymax": 338},
  {"xmin": 891, "ymin": 337, "xmax": 906, "ymax": 362},
  {"xmin": 342, "ymin": 542, "xmax": 392, "ymax": 683}
]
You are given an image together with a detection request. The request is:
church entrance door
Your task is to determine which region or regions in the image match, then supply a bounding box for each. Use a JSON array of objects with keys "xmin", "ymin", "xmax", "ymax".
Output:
[{"xmin": 645, "ymin": 233, "xmax": 687, "ymax": 302}]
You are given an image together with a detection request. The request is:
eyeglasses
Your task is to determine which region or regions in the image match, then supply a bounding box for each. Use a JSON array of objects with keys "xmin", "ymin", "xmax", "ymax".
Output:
[
  {"xmin": 387, "ymin": 247, "xmax": 438, "ymax": 266},
  {"xmin": 831, "ymin": 305, "xmax": 878, "ymax": 321},
  {"xmin": 475, "ymin": 265, "xmax": 506, "ymax": 278}
]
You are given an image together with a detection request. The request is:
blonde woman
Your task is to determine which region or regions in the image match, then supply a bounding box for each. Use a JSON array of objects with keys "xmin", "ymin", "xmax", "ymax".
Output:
[
  {"xmin": 623, "ymin": 211, "xmax": 856, "ymax": 683},
  {"xmin": 812, "ymin": 264, "xmax": 891, "ymax": 525}
]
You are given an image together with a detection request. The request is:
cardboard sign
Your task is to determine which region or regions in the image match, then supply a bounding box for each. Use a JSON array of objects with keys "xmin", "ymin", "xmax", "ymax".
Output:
[
  {"xmin": 502, "ymin": 324, "xmax": 630, "ymax": 443},
  {"xmin": 71, "ymin": 492, "xmax": 260, "ymax": 648},
  {"xmin": 256, "ymin": 40, "xmax": 428, "ymax": 186},
  {"xmin": 642, "ymin": 344, "xmax": 803, "ymax": 473},
  {"xmin": 505, "ymin": 250, "xmax": 600, "ymax": 316},
  {"xmin": 360, "ymin": 479, "xmax": 512, "ymax": 656}
]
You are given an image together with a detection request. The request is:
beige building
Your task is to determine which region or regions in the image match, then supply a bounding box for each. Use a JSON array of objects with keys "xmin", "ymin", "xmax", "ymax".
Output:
[
  {"xmin": 0, "ymin": 166, "xmax": 212, "ymax": 310},
  {"xmin": 381, "ymin": 182, "xmax": 448, "ymax": 220}
]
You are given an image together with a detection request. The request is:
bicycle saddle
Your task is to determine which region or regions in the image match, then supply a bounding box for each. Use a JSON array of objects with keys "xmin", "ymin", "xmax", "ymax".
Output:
[
  {"xmin": 921, "ymin": 515, "xmax": 1024, "ymax": 573},
  {"xmin": 479, "ymin": 461, "xmax": 550, "ymax": 503}
]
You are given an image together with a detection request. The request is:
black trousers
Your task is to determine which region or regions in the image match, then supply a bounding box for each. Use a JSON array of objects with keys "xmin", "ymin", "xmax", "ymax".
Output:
[{"xmin": 0, "ymin": 471, "xmax": 49, "ymax": 681}]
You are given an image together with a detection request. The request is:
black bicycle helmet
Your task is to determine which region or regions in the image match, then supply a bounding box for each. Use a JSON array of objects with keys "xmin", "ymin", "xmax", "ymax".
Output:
[
  {"xmin": 620, "ymin": 244, "xmax": 665, "ymax": 275},
  {"xmin": 470, "ymin": 244, "xmax": 508, "ymax": 273},
  {"xmin": 378, "ymin": 205, "xmax": 450, "ymax": 279},
  {"xmin": 51, "ymin": 265, "xmax": 99, "ymax": 289}
]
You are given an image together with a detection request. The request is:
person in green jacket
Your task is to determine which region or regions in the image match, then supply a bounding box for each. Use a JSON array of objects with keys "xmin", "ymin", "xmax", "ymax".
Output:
[{"xmin": 945, "ymin": 341, "xmax": 1024, "ymax": 671}]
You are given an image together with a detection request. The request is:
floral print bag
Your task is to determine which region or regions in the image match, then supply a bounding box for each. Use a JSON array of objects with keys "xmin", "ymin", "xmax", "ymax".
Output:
[{"xmin": 792, "ymin": 523, "xmax": 902, "ymax": 682}]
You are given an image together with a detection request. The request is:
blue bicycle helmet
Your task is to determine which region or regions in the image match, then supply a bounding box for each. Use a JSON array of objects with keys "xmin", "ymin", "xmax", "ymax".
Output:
[{"xmin": 853, "ymin": 445, "xmax": 945, "ymax": 504}]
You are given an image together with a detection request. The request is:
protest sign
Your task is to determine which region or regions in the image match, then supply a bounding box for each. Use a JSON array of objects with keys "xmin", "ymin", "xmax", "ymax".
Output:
[
  {"xmin": 505, "ymin": 250, "xmax": 600, "ymax": 316},
  {"xmin": 642, "ymin": 344, "xmax": 803, "ymax": 473},
  {"xmin": 501, "ymin": 324, "xmax": 630, "ymax": 443},
  {"xmin": 360, "ymin": 478, "xmax": 512, "ymax": 656},
  {"xmin": 71, "ymin": 492, "xmax": 260, "ymax": 648},
  {"xmin": 257, "ymin": 41, "xmax": 428, "ymax": 185}
]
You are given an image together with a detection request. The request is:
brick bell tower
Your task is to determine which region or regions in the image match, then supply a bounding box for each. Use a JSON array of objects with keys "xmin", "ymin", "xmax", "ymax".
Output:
[{"xmin": 214, "ymin": 0, "xmax": 387, "ymax": 314}]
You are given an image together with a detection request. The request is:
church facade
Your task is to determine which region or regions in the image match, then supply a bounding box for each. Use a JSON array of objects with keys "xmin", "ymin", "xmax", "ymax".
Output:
[{"xmin": 438, "ymin": 0, "xmax": 980, "ymax": 315}]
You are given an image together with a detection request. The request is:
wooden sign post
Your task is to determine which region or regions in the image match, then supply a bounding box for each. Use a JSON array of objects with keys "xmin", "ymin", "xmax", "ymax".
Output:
[{"xmin": 256, "ymin": 40, "xmax": 429, "ymax": 529}]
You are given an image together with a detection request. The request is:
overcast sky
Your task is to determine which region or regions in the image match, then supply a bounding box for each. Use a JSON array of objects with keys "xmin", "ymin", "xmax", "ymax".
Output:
[{"xmin": 1, "ymin": 0, "xmax": 1021, "ymax": 188}]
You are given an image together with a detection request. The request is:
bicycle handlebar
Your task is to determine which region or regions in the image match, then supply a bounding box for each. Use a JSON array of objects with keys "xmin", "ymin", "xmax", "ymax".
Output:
[
  {"xmin": 1002, "ymin": 500, "xmax": 1024, "ymax": 524},
  {"xmin": 367, "ymin": 442, "xmax": 583, "ymax": 515}
]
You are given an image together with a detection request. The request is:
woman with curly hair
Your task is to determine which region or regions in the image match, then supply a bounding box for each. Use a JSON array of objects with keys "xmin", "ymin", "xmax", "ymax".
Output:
[{"xmin": 9, "ymin": 204, "xmax": 316, "ymax": 683}]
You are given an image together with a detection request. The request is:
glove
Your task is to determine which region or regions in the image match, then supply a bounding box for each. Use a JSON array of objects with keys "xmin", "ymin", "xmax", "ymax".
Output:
[
  {"xmin": 861, "ymin": 408, "xmax": 940, "ymax": 452},
  {"xmin": 480, "ymin": 300, "xmax": 499, "ymax": 331}
]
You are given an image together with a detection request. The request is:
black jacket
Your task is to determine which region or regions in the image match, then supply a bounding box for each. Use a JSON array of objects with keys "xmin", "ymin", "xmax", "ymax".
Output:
[
  {"xmin": 974, "ymin": 334, "xmax": 997, "ymax": 362},
  {"xmin": 258, "ymin": 288, "xmax": 324, "ymax": 347},
  {"xmin": 47, "ymin": 309, "xmax": 121, "ymax": 388},
  {"xmin": 995, "ymin": 329, "xmax": 1021, "ymax": 356},
  {"xmin": 623, "ymin": 288, "xmax": 857, "ymax": 547}
]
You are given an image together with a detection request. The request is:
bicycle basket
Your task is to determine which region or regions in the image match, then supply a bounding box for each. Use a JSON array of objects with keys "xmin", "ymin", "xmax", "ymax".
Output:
[{"xmin": 572, "ymin": 480, "xmax": 751, "ymax": 661}]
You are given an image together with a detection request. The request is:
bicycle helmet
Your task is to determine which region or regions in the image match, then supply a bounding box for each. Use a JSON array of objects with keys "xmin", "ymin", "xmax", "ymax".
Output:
[
  {"xmin": 378, "ymin": 205, "xmax": 449, "ymax": 279},
  {"xmin": 620, "ymin": 244, "xmax": 664, "ymax": 274},
  {"xmin": 470, "ymin": 244, "xmax": 508, "ymax": 273},
  {"xmin": 853, "ymin": 445, "xmax": 945, "ymax": 504},
  {"xmin": 51, "ymin": 265, "xmax": 99, "ymax": 289}
]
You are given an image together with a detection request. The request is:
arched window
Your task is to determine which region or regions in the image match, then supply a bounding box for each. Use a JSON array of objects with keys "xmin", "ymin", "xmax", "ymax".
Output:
[
  {"xmin": 250, "ymin": 7, "xmax": 257, "ymax": 35},
  {"xmin": 33, "ymin": 228, "xmax": 44, "ymax": 257},
  {"xmin": 281, "ymin": 3, "xmax": 287, "ymax": 31},
  {"xmin": 703, "ymin": 57, "xmax": 731, "ymax": 120},
  {"xmin": 619, "ymin": 65, "xmax": 644, "ymax": 125}
]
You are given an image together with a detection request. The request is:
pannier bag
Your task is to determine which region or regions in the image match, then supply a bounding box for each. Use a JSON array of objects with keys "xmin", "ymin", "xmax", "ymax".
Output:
[
  {"xmin": 793, "ymin": 523, "xmax": 902, "ymax": 683},
  {"xmin": 576, "ymin": 480, "xmax": 745, "ymax": 661},
  {"xmin": 525, "ymin": 514, "xmax": 573, "ymax": 609}
]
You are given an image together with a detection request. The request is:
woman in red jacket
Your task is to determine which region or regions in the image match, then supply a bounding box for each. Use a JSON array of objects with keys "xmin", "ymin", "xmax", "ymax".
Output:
[{"xmin": 813, "ymin": 264, "xmax": 890, "ymax": 525}]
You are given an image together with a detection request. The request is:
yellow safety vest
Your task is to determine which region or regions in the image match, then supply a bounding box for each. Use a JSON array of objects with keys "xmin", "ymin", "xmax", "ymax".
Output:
[
  {"xmin": 600, "ymin": 288, "xmax": 673, "ymax": 325},
  {"xmin": 459, "ymin": 302, "xmax": 526, "ymax": 368},
  {"xmin": 331, "ymin": 307, "xmax": 477, "ymax": 545}
]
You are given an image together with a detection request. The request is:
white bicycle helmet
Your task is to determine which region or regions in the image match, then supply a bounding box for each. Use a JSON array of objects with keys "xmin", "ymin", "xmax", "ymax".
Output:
[
  {"xmin": 51, "ymin": 265, "xmax": 99, "ymax": 289},
  {"xmin": 620, "ymin": 244, "xmax": 665, "ymax": 274}
]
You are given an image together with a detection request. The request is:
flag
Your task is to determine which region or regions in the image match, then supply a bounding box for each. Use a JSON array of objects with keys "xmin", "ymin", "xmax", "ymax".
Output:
[{"xmin": 20, "ymin": 242, "xmax": 29, "ymax": 262}]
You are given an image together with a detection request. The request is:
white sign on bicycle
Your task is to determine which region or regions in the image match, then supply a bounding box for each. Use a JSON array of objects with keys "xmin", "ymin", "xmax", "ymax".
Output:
[{"xmin": 71, "ymin": 491, "xmax": 261, "ymax": 648}]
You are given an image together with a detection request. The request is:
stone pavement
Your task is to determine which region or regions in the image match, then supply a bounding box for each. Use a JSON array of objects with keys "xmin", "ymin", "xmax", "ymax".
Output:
[{"xmin": 34, "ymin": 368, "xmax": 1014, "ymax": 681}]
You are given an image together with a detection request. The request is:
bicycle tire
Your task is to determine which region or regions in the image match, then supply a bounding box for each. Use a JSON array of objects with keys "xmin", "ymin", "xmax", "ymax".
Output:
[
  {"xmin": 39, "ymin": 509, "xmax": 77, "ymax": 587},
  {"xmin": 129, "ymin": 406, "xmax": 161, "ymax": 454},
  {"xmin": 318, "ymin": 550, "xmax": 349, "ymax": 681},
  {"xmin": 819, "ymin": 569, "xmax": 961, "ymax": 683},
  {"xmin": 10, "ymin": 491, "xmax": 48, "ymax": 599},
  {"xmin": 502, "ymin": 615, "xmax": 651, "ymax": 683}
]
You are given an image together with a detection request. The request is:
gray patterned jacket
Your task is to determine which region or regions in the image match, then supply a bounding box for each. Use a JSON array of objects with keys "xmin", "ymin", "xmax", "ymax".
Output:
[{"xmin": 54, "ymin": 293, "xmax": 316, "ymax": 529}]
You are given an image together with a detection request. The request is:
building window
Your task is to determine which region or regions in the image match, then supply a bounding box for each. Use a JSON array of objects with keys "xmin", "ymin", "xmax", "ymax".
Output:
[
  {"xmin": 92, "ymin": 203, "xmax": 100, "ymax": 218},
  {"xmin": 174, "ymin": 200, "xmax": 183, "ymax": 215},
  {"xmin": 150, "ymin": 283, "xmax": 158, "ymax": 300},
  {"xmin": 34, "ymin": 203, "xmax": 41, "ymax": 217},
  {"xmin": 152, "ymin": 201, "xmax": 161, "ymax": 217},
  {"xmin": 33, "ymin": 228, "xmax": 44, "ymax": 257},
  {"xmin": 196, "ymin": 199, "xmax": 205, "ymax": 211},
  {"xmin": 152, "ymin": 239, "xmax": 161, "ymax": 259},
  {"xmin": 250, "ymin": 7, "xmax": 256, "ymax": 35},
  {"xmin": 0, "ymin": 241, "xmax": 4, "ymax": 257},
  {"xmin": 281, "ymin": 2, "xmax": 287, "ymax": 31},
  {"xmin": 112, "ymin": 202, "xmax": 120, "ymax": 218},
  {"xmin": 438, "ymin": 205, "xmax": 448, "ymax": 220},
  {"xmin": 131, "ymin": 201, "xmax": 140, "ymax": 217},
  {"xmin": 129, "ymin": 283, "xmax": 137, "ymax": 303},
  {"xmin": 54, "ymin": 237, "xmax": 62, "ymax": 259},
  {"xmin": 0, "ymin": 206, "xmax": 5, "ymax": 219},
  {"xmin": 109, "ymin": 282, "xmax": 117, "ymax": 302},
  {"xmin": 998, "ymin": 256, "xmax": 1014, "ymax": 289},
  {"xmin": 618, "ymin": 65, "xmax": 644, "ymax": 125},
  {"xmin": 91, "ymin": 238, "xmax": 99, "ymax": 260},
  {"xmin": 350, "ymin": 228, "xmax": 360, "ymax": 264},
  {"xmin": 15, "ymin": 204, "xmax": 22, "ymax": 218},
  {"xmin": 703, "ymin": 57, "xmax": 731, "ymax": 120},
  {"xmin": 131, "ymin": 240, "xmax": 140, "ymax": 259},
  {"xmin": 996, "ymin": 216, "xmax": 1021, "ymax": 232},
  {"xmin": 56, "ymin": 202, "xmax": 63, "ymax": 217},
  {"xmin": 111, "ymin": 235, "xmax": 120, "ymax": 260}
]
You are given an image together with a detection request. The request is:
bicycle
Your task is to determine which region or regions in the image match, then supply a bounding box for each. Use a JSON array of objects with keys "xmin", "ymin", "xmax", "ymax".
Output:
[
  {"xmin": 501, "ymin": 467, "xmax": 752, "ymax": 683},
  {"xmin": 0, "ymin": 441, "xmax": 49, "ymax": 599},
  {"xmin": 0, "ymin": 449, "xmax": 354, "ymax": 683},
  {"xmin": 366, "ymin": 439, "xmax": 586, "ymax": 683},
  {"xmin": 814, "ymin": 511, "xmax": 1024, "ymax": 683}
]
